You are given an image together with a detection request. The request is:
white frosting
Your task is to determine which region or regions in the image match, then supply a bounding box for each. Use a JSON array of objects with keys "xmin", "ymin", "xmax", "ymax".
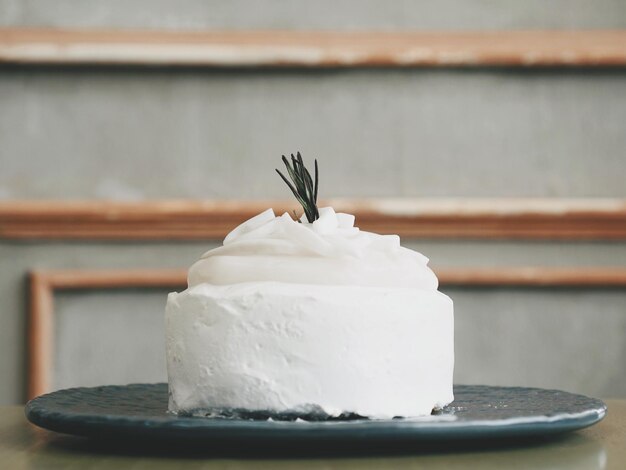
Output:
[
  {"xmin": 166, "ymin": 282, "xmax": 454, "ymax": 418},
  {"xmin": 188, "ymin": 207, "xmax": 439, "ymax": 290},
  {"xmin": 166, "ymin": 208, "xmax": 454, "ymax": 418}
]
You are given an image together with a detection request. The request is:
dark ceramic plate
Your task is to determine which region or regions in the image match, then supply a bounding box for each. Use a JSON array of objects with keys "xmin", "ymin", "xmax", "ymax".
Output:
[{"xmin": 25, "ymin": 384, "xmax": 606, "ymax": 446}]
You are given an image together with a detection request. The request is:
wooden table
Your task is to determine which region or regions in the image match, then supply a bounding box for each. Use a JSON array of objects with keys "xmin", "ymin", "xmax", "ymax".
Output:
[{"xmin": 1, "ymin": 401, "xmax": 625, "ymax": 469}]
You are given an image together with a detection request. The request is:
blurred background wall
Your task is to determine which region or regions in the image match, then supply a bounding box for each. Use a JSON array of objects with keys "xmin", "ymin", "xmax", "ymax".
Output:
[{"xmin": 0, "ymin": 0, "xmax": 625, "ymax": 405}]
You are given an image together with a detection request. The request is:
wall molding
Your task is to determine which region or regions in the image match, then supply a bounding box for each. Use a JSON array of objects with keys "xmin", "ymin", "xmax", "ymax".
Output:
[
  {"xmin": 2, "ymin": 29, "xmax": 626, "ymax": 68},
  {"xmin": 4, "ymin": 199, "xmax": 626, "ymax": 241},
  {"xmin": 27, "ymin": 269, "xmax": 186, "ymax": 400},
  {"xmin": 27, "ymin": 266, "xmax": 626, "ymax": 399}
]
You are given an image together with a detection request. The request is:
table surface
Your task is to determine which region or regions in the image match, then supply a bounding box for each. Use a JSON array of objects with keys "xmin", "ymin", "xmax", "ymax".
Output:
[{"xmin": 1, "ymin": 401, "xmax": 625, "ymax": 469}]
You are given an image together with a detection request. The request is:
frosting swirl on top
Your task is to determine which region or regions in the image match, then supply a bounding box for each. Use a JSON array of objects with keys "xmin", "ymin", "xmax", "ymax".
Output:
[{"xmin": 188, "ymin": 207, "xmax": 439, "ymax": 290}]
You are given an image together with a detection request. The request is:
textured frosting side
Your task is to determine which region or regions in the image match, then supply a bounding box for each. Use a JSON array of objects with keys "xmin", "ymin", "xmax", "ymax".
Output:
[
  {"xmin": 166, "ymin": 282, "xmax": 454, "ymax": 418},
  {"xmin": 188, "ymin": 207, "xmax": 438, "ymax": 289}
]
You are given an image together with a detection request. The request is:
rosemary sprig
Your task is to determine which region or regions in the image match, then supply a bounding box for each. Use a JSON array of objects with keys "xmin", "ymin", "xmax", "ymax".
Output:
[{"xmin": 276, "ymin": 152, "xmax": 319, "ymax": 223}]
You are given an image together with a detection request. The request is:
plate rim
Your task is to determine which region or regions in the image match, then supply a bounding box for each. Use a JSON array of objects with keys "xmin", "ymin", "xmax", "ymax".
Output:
[{"xmin": 25, "ymin": 383, "xmax": 607, "ymax": 442}]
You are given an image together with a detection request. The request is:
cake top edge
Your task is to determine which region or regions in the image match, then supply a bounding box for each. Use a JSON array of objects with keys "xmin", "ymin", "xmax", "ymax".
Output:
[{"xmin": 187, "ymin": 206, "xmax": 440, "ymax": 291}]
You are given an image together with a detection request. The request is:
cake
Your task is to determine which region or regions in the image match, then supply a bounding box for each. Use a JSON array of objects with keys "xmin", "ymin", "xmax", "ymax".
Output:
[{"xmin": 165, "ymin": 155, "xmax": 454, "ymax": 419}]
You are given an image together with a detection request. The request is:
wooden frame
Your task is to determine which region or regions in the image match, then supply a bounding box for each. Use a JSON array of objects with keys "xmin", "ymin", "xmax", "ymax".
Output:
[
  {"xmin": 27, "ymin": 266, "xmax": 626, "ymax": 399},
  {"xmin": 4, "ymin": 198, "xmax": 626, "ymax": 241},
  {"xmin": 2, "ymin": 29, "xmax": 626, "ymax": 67},
  {"xmin": 27, "ymin": 269, "xmax": 187, "ymax": 400}
]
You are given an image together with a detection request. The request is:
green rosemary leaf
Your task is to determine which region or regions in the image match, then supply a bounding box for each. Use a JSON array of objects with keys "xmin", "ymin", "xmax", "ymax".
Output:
[
  {"xmin": 299, "ymin": 153, "xmax": 314, "ymax": 199},
  {"xmin": 313, "ymin": 159, "xmax": 319, "ymax": 203},
  {"xmin": 276, "ymin": 169, "xmax": 308, "ymax": 208},
  {"xmin": 276, "ymin": 153, "xmax": 320, "ymax": 223},
  {"xmin": 282, "ymin": 155, "xmax": 301, "ymax": 188}
]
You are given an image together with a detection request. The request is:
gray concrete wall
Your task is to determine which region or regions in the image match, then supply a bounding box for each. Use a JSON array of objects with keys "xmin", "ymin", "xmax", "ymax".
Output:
[
  {"xmin": 0, "ymin": 1, "xmax": 625, "ymax": 404},
  {"xmin": 1, "ymin": 68, "xmax": 625, "ymax": 199},
  {"xmin": 1, "ymin": 0, "xmax": 625, "ymax": 30}
]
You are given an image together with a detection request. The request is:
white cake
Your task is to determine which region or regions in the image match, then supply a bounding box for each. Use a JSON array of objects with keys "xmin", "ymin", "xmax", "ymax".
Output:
[{"xmin": 165, "ymin": 207, "xmax": 454, "ymax": 418}]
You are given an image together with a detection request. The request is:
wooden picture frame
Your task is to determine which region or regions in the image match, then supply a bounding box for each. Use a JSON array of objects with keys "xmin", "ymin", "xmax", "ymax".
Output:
[
  {"xmin": 1, "ymin": 29, "xmax": 625, "ymax": 68},
  {"xmin": 4, "ymin": 199, "xmax": 626, "ymax": 241},
  {"xmin": 27, "ymin": 266, "xmax": 626, "ymax": 400},
  {"xmin": 27, "ymin": 269, "xmax": 186, "ymax": 400}
]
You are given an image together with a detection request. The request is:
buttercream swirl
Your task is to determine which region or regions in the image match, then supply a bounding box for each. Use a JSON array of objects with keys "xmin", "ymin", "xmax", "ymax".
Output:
[{"xmin": 188, "ymin": 207, "xmax": 439, "ymax": 289}]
